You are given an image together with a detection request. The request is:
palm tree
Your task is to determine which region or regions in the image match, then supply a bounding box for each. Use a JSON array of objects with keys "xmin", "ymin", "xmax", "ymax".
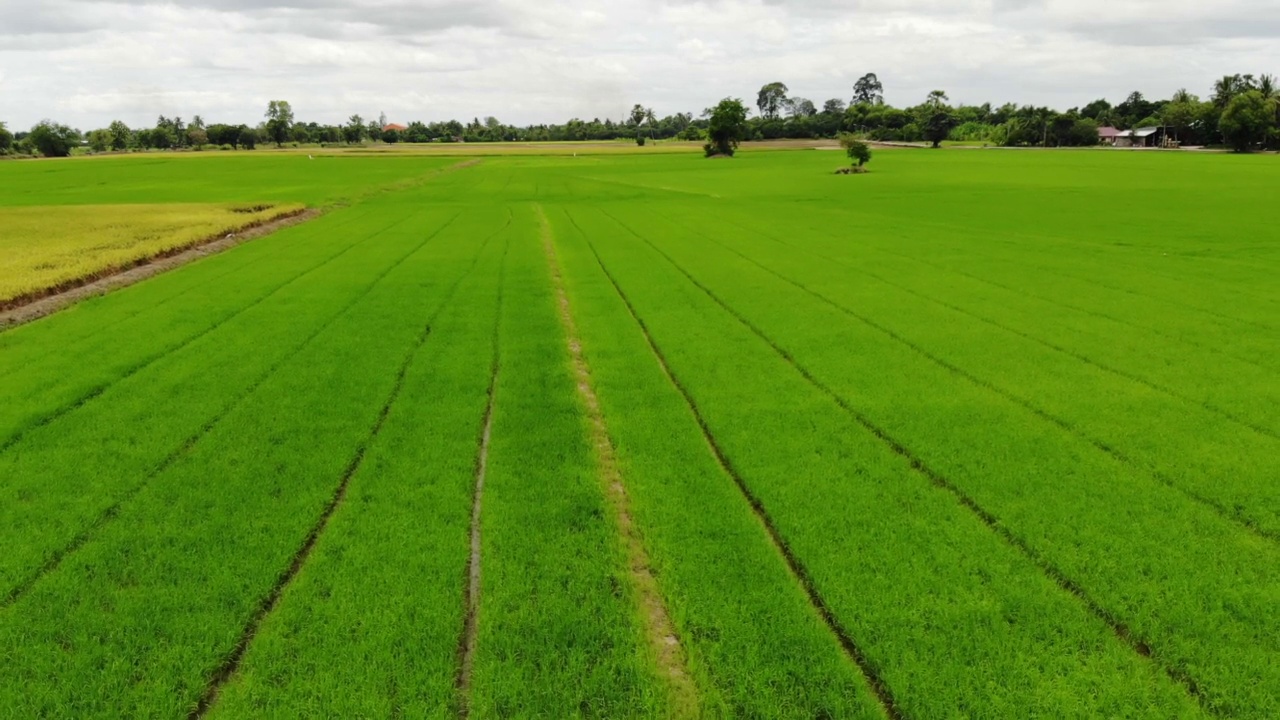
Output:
[{"xmin": 644, "ymin": 108, "xmax": 657, "ymax": 142}]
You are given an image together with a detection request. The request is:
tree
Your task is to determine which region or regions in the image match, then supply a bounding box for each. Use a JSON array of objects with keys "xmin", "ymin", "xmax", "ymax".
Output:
[
  {"xmin": 86, "ymin": 129, "xmax": 112, "ymax": 152},
  {"xmin": 28, "ymin": 120, "xmax": 79, "ymax": 157},
  {"xmin": 0, "ymin": 122, "xmax": 14, "ymax": 154},
  {"xmin": 704, "ymin": 98, "xmax": 749, "ymax": 157},
  {"xmin": 823, "ymin": 98, "xmax": 846, "ymax": 115},
  {"xmin": 265, "ymin": 100, "xmax": 294, "ymax": 147},
  {"xmin": 187, "ymin": 128, "xmax": 209, "ymax": 148},
  {"xmin": 1219, "ymin": 90, "xmax": 1272, "ymax": 151},
  {"xmin": 839, "ymin": 133, "xmax": 872, "ymax": 167},
  {"xmin": 107, "ymin": 120, "xmax": 131, "ymax": 150},
  {"xmin": 238, "ymin": 126, "xmax": 258, "ymax": 150},
  {"xmin": 1213, "ymin": 74, "xmax": 1254, "ymax": 108},
  {"xmin": 853, "ymin": 73, "xmax": 884, "ymax": 105},
  {"xmin": 756, "ymin": 82, "xmax": 789, "ymax": 120},
  {"xmin": 788, "ymin": 97, "xmax": 817, "ymax": 117},
  {"xmin": 1161, "ymin": 92, "xmax": 1199, "ymax": 142},
  {"xmin": 344, "ymin": 114, "xmax": 365, "ymax": 144}
]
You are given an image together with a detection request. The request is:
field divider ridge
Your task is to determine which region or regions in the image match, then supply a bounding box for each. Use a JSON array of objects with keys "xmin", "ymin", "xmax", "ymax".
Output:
[
  {"xmin": 189, "ymin": 211, "xmax": 505, "ymax": 719},
  {"xmin": 0, "ymin": 209, "xmax": 433, "ymax": 458},
  {"xmin": 682, "ymin": 215, "xmax": 1280, "ymax": 546},
  {"xmin": 594, "ymin": 209, "xmax": 1211, "ymax": 713},
  {"xmin": 0, "ymin": 211, "xmax": 468, "ymax": 609},
  {"xmin": 565, "ymin": 210, "xmax": 903, "ymax": 720},
  {"xmin": 538, "ymin": 205, "xmax": 701, "ymax": 717}
]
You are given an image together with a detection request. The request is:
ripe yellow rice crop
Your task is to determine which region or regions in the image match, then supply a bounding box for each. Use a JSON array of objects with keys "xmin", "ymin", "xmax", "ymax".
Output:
[{"xmin": 0, "ymin": 202, "xmax": 304, "ymax": 304}]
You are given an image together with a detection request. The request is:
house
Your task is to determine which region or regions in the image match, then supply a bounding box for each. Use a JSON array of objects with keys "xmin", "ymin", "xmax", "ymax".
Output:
[
  {"xmin": 1112, "ymin": 126, "xmax": 1171, "ymax": 148},
  {"xmin": 382, "ymin": 123, "xmax": 408, "ymax": 133},
  {"xmin": 1097, "ymin": 126, "xmax": 1122, "ymax": 145}
]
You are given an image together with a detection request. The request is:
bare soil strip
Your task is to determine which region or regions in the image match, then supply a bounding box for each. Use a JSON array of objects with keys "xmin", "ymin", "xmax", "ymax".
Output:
[
  {"xmin": 0, "ymin": 208, "xmax": 319, "ymax": 330},
  {"xmin": 609, "ymin": 214, "xmax": 1208, "ymax": 711},
  {"xmin": 536, "ymin": 205, "xmax": 701, "ymax": 717}
]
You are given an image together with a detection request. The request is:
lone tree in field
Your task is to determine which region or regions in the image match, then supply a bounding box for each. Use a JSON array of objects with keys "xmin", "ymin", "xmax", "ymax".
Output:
[
  {"xmin": 265, "ymin": 100, "xmax": 295, "ymax": 147},
  {"xmin": 839, "ymin": 133, "xmax": 872, "ymax": 168},
  {"xmin": 704, "ymin": 98, "xmax": 748, "ymax": 157},
  {"xmin": 756, "ymin": 82, "xmax": 789, "ymax": 120},
  {"xmin": 0, "ymin": 122, "xmax": 12, "ymax": 154},
  {"xmin": 853, "ymin": 73, "xmax": 884, "ymax": 105}
]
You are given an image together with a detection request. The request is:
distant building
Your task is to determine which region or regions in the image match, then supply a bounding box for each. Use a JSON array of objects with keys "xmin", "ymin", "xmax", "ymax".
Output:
[
  {"xmin": 1097, "ymin": 126, "xmax": 1122, "ymax": 145},
  {"xmin": 1111, "ymin": 126, "xmax": 1173, "ymax": 148},
  {"xmin": 382, "ymin": 123, "xmax": 408, "ymax": 133}
]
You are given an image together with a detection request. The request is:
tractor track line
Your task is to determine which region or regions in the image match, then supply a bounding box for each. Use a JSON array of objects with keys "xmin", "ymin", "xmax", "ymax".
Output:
[
  {"xmin": 189, "ymin": 210, "xmax": 502, "ymax": 720},
  {"xmin": 0, "ymin": 211, "xmax": 471, "ymax": 609},
  {"xmin": 677, "ymin": 218, "xmax": 1280, "ymax": 546},
  {"xmin": 456, "ymin": 220, "xmax": 511, "ymax": 717},
  {"xmin": 540, "ymin": 205, "xmax": 701, "ymax": 717},
  {"xmin": 601, "ymin": 211, "xmax": 1211, "ymax": 713},
  {"xmin": 0, "ymin": 210, "xmax": 436, "ymax": 459},
  {"xmin": 567, "ymin": 210, "xmax": 903, "ymax": 720}
]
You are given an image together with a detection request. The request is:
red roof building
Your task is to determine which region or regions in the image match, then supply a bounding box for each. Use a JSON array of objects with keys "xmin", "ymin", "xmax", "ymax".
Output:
[{"xmin": 382, "ymin": 123, "xmax": 408, "ymax": 132}]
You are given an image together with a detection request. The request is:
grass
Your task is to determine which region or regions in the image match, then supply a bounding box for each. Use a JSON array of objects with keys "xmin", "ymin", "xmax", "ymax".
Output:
[
  {"xmin": 0, "ymin": 147, "xmax": 1276, "ymax": 718},
  {"xmin": 0, "ymin": 202, "xmax": 303, "ymax": 304}
]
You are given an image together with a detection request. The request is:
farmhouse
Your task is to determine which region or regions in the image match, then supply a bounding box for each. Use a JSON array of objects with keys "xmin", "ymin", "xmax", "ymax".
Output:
[
  {"xmin": 1097, "ymin": 126, "xmax": 1122, "ymax": 145},
  {"xmin": 1112, "ymin": 126, "xmax": 1173, "ymax": 148}
]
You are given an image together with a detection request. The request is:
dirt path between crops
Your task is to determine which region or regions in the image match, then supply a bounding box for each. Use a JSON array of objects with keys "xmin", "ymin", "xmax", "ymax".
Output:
[
  {"xmin": 535, "ymin": 204, "xmax": 700, "ymax": 717},
  {"xmin": 0, "ymin": 208, "xmax": 320, "ymax": 331}
]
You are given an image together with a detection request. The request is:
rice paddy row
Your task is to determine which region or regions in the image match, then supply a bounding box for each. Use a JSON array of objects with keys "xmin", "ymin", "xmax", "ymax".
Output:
[{"xmin": 0, "ymin": 147, "xmax": 1275, "ymax": 717}]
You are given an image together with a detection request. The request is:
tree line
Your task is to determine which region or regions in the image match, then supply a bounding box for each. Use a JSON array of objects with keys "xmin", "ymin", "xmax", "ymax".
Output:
[{"xmin": 2, "ymin": 71, "xmax": 1277, "ymax": 158}]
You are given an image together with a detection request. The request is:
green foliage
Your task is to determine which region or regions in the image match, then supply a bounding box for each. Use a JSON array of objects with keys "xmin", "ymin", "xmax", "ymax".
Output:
[
  {"xmin": 238, "ymin": 126, "xmax": 258, "ymax": 150},
  {"xmin": 0, "ymin": 122, "xmax": 11, "ymax": 154},
  {"xmin": 838, "ymin": 133, "xmax": 872, "ymax": 166},
  {"xmin": 852, "ymin": 73, "xmax": 884, "ymax": 105},
  {"xmin": 107, "ymin": 120, "xmax": 130, "ymax": 151},
  {"xmin": 704, "ymin": 97, "xmax": 748, "ymax": 157},
  {"xmin": 1219, "ymin": 90, "xmax": 1273, "ymax": 151},
  {"xmin": 756, "ymin": 82, "xmax": 789, "ymax": 120},
  {"xmin": 343, "ymin": 114, "xmax": 365, "ymax": 144},
  {"xmin": 27, "ymin": 120, "xmax": 78, "ymax": 158},
  {"xmin": 265, "ymin": 100, "xmax": 295, "ymax": 147}
]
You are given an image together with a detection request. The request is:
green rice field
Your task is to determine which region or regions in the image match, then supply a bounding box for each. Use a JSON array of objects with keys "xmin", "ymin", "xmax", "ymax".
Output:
[{"xmin": 0, "ymin": 147, "xmax": 1277, "ymax": 718}]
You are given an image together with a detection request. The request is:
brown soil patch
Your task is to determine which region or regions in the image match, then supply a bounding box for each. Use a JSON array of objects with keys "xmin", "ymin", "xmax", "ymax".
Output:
[
  {"xmin": 535, "ymin": 204, "xmax": 700, "ymax": 717},
  {"xmin": 0, "ymin": 208, "xmax": 320, "ymax": 331}
]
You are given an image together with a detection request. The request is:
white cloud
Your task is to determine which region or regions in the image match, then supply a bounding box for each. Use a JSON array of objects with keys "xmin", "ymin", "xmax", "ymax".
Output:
[{"xmin": 0, "ymin": 0, "xmax": 1275, "ymax": 130}]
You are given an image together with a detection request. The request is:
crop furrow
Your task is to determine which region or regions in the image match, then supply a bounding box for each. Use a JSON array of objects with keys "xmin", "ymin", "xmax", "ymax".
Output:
[
  {"xmin": 0, "ymin": 212, "xmax": 477, "ymax": 606},
  {"xmin": 597, "ymin": 210, "xmax": 1211, "ymax": 711},
  {"xmin": 708, "ymin": 213, "xmax": 1279, "ymax": 443},
  {"xmin": 191, "ymin": 210, "xmax": 502, "ymax": 719},
  {"xmin": 572, "ymin": 213, "xmax": 903, "ymax": 720},
  {"xmin": 672, "ymin": 221, "xmax": 1280, "ymax": 546},
  {"xmin": 0, "ymin": 210, "xmax": 439, "ymax": 457}
]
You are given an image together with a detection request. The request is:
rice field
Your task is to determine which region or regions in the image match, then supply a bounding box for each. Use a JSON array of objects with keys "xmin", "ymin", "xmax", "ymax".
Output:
[{"xmin": 0, "ymin": 147, "xmax": 1277, "ymax": 719}]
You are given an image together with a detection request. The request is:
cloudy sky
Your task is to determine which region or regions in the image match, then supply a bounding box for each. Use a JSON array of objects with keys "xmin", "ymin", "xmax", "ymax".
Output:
[{"xmin": 1, "ymin": 0, "xmax": 1276, "ymax": 130}]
